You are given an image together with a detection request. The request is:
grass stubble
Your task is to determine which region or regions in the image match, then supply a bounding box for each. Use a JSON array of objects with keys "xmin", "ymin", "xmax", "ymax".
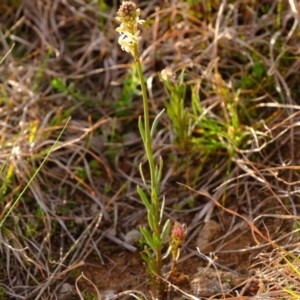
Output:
[{"xmin": 0, "ymin": 0, "xmax": 300, "ymax": 299}]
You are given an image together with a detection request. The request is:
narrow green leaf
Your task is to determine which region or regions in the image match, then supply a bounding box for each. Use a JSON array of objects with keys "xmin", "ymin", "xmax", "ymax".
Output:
[
  {"xmin": 160, "ymin": 219, "xmax": 171, "ymax": 243},
  {"xmin": 159, "ymin": 195, "xmax": 166, "ymax": 223},
  {"xmin": 138, "ymin": 116, "xmax": 146, "ymax": 142},
  {"xmin": 140, "ymin": 227, "xmax": 156, "ymax": 250},
  {"xmin": 143, "ymin": 245, "xmax": 153, "ymax": 257},
  {"xmin": 139, "ymin": 163, "xmax": 149, "ymax": 194},
  {"xmin": 153, "ymin": 157, "xmax": 163, "ymax": 187},
  {"xmin": 148, "ymin": 259, "xmax": 158, "ymax": 275},
  {"xmin": 179, "ymin": 68, "xmax": 185, "ymax": 85},
  {"xmin": 157, "ymin": 156, "xmax": 163, "ymax": 184},
  {"xmin": 163, "ymin": 245, "xmax": 172, "ymax": 259},
  {"xmin": 0, "ymin": 44, "xmax": 14, "ymax": 65},
  {"xmin": 147, "ymin": 210, "xmax": 155, "ymax": 231},
  {"xmin": 140, "ymin": 227, "xmax": 152, "ymax": 242},
  {"xmin": 141, "ymin": 246, "xmax": 157, "ymax": 276},
  {"xmin": 141, "ymin": 251, "xmax": 153, "ymax": 266},
  {"xmin": 150, "ymin": 108, "xmax": 165, "ymax": 139},
  {"xmin": 152, "ymin": 234, "xmax": 162, "ymax": 248},
  {"xmin": 137, "ymin": 185, "xmax": 151, "ymax": 211}
]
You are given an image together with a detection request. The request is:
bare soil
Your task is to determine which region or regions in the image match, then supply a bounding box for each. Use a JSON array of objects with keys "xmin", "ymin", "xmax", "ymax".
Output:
[{"xmin": 75, "ymin": 212, "xmax": 290, "ymax": 299}]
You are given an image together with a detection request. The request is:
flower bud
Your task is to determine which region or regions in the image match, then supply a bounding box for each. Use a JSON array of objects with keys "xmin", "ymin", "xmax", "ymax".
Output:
[
  {"xmin": 171, "ymin": 221, "xmax": 187, "ymax": 245},
  {"xmin": 117, "ymin": 1, "xmax": 137, "ymax": 20}
]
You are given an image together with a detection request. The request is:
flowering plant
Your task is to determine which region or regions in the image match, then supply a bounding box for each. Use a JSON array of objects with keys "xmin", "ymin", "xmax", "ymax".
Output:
[{"xmin": 115, "ymin": 2, "xmax": 186, "ymax": 298}]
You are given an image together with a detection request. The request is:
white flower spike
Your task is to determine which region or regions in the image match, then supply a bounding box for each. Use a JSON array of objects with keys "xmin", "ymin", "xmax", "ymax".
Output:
[{"xmin": 115, "ymin": 1, "xmax": 145, "ymax": 58}]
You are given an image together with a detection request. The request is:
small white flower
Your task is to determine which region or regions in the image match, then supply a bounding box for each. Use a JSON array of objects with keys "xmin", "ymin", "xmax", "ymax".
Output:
[
  {"xmin": 117, "ymin": 29, "xmax": 141, "ymax": 55},
  {"xmin": 118, "ymin": 35, "xmax": 133, "ymax": 54}
]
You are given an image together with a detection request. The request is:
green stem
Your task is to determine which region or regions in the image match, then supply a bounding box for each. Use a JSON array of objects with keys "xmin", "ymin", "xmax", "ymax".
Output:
[{"xmin": 133, "ymin": 44, "xmax": 163, "ymax": 289}]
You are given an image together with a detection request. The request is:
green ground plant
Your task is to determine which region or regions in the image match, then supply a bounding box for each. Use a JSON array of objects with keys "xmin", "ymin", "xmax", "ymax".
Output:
[
  {"xmin": 161, "ymin": 69, "xmax": 191, "ymax": 151},
  {"xmin": 51, "ymin": 77, "xmax": 90, "ymax": 104},
  {"xmin": 162, "ymin": 67, "xmax": 252, "ymax": 196}
]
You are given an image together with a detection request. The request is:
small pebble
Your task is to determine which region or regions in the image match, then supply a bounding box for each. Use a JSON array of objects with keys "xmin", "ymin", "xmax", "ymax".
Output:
[
  {"xmin": 102, "ymin": 290, "xmax": 116, "ymax": 300},
  {"xmin": 57, "ymin": 283, "xmax": 76, "ymax": 300},
  {"xmin": 124, "ymin": 229, "xmax": 141, "ymax": 245}
]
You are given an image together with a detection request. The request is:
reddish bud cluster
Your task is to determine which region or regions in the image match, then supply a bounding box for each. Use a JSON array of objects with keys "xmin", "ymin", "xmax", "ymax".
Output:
[{"xmin": 171, "ymin": 221, "xmax": 187, "ymax": 244}]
